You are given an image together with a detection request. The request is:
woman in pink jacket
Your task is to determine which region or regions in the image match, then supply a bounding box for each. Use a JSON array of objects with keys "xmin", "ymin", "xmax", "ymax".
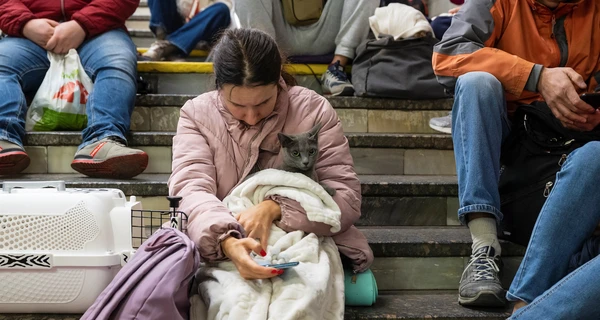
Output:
[{"xmin": 168, "ymin": 28, "xmax": 373, "ymax": 280}]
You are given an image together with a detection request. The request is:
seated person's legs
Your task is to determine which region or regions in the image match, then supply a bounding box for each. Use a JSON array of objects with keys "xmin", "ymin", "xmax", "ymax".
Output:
[
  {"xmin": 507, "ymin": 142, "xmax": 600, "ymax": 312},
  {"xmin": 235, "ymin": 0, "xmax": 379, "ymax": 96},
  {"xmin": 430, "ymin": 15, "xmax": 453, "ymax": 40},
  {"xmin": 144, "ymin": 0, "xmax": 231, "ymax": 61},
  {"xmin": 73, "ymin": 29, "xmax": 148, "ymax": 179},
  {"xmin": 452, "ymin": 71, "xmax": 511, "ymax": 307},
  {"xmin": 509, "ymin": 255, "xmax": 600, "ymax": 319},
  {"xmin": 0, "ymin": 37, "xmax": 50, "ymax": 175}
]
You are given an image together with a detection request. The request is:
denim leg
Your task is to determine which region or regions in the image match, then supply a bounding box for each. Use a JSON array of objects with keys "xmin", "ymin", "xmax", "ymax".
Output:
[
  {"xmin": 167, "ymin": 3, "xmax": 231, "ymax": 55},
  {"xmin": 452, "ymin": 72, "xmax": 511, "ymax": 225},
  {"xmin": 77, "ymin": 29, "xmax": 137, "ymax": 149},
  {"xmin": 431, "ymin": 16, "xmax": 453, "ymax": 40},
  {"xmin": 147, "ymin": 0, "xmax": 185, "ymax": 35},
  {"xmin": 0, "ymin": 37, "xmax": 49, "ymax": 146},
  {"xmin": 507, "ymin": 142, "xmax": 600, "ymax": 304},
  {"xmin": 509, "ymin": 256, "xmax": 600, "ymax": 319}
]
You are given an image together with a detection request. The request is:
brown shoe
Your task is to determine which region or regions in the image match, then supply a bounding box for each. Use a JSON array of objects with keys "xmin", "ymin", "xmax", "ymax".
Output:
[
  {"xmin": 0, "ymin": 140, "xmax": 30, "ymax": 175},
  {"xmin": 71, "ymin": 138, "xmax": 148, "ymax": 179}
]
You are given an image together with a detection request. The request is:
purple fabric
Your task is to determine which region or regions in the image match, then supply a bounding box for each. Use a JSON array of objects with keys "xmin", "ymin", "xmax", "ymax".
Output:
[{"xmin": 81, "ymin": 228, "xmax": 200, "ymax": 320}]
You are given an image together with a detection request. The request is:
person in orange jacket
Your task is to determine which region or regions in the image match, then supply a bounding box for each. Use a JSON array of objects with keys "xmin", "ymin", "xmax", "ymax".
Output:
[{"xmin": 431, "ymin": 0, "xmax": 600, "ymax": 311}]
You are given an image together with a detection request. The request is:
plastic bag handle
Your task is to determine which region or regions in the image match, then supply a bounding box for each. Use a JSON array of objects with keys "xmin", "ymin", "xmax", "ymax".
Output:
[{"xmin": 2, "ymin": 180, "xmax": 66, "ymax": 193}]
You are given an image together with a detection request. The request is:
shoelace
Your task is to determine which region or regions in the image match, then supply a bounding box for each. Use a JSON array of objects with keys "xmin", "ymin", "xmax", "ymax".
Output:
[
  {"xmin": 328, "ymin": 61, "xmax": 348, "ymax": 82},
  {"xmin": 461, "ymin": 251, "xmax": 500, "ymax": 282}
]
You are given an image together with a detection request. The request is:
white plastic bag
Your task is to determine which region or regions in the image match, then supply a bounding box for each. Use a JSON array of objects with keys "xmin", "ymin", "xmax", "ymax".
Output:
[{"xmin": 26, "ymin": 49, "xmax": 93, "ymax": 131}]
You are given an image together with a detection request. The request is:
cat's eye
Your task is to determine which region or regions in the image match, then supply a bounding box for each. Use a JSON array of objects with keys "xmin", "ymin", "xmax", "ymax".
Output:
[
  {"xmin": 309, "ymin": 149, "xmax": 316, "ymax": 155},
  {"xmin": 292, "ymin": 151, "xmax": 300, "ymax": 157}
]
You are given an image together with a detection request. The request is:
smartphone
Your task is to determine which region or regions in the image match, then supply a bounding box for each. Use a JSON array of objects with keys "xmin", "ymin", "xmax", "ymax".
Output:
[
  {"xmin": 580, "ymin": 93, "xmax": 600, "ymax": 109},
  {"xmin": 258, "ymin": 261, "xmax": 299, "ymax": 269}
]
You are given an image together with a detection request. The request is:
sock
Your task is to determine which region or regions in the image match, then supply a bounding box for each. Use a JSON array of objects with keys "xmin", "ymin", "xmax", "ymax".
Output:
[{"xmin": 468, "ymin": 217, "xmax": 502, "ymax": 256}]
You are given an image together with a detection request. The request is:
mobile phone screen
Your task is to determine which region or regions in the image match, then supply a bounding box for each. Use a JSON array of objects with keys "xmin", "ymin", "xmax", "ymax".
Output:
[{"xmin": 580, "ymin": 93, "xmax": 600, "ymax": 109}]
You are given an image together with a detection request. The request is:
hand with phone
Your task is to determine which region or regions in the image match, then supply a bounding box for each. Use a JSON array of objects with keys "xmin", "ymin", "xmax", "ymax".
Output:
[
  {"xmin": 537, "ymin": 67, "xmax": 599, "ymax": 131},
  {"xmin": 221, "ymin": 237, "xmax": 284, "ymax": 280}
]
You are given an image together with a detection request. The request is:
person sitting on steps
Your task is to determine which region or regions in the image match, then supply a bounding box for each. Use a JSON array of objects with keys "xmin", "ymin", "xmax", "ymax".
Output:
[
  {"xmin": 0, "ymin": 0, "xmax": 148, "ymax": 179},
  {"xmin": 142, "ymin": 0, "xmax": 232, "ymax": 61},
  {"xmin": 234, "ymin": 0, "xmax": 380, "ymax": 96},
  {"xmin": 432, "ymin": 0, "xmax": 600, "ymax": 308}
]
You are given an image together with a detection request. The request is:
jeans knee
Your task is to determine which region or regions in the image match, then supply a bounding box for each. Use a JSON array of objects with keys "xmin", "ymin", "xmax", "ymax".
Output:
[
  {"xmin": 456, "ymin": 72, "xmax": 503, "ymax": 95},
  {"xmin": 212, "ymin": 2, "xmax": 231, "ymax": 18},
  {"xmin": 568, "ymin": 142, "xmax": 600, "ymax": 175}
]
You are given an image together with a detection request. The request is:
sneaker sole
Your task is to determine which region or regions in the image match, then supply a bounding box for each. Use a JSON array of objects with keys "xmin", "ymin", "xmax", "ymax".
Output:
[
  {"xmin": 0, "ymin": 152, "xmax": 30, "ymax": 176},
  {"xmin": 429, "ymin": 123, "xmax": 452, "ymax": 134},
  {"xmin": 71, "ymin": 153, "xmax": 149, "ymax": 179},
  {"xmin": 327, "ymin": 86, "xmax": 356, "ymax": 97},
  {"xmin": 458, "ymin": 290, "xmax": 507, "ymax": 307}
]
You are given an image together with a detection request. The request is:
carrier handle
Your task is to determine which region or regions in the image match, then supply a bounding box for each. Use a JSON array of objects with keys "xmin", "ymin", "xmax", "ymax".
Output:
[{"xmin": 2, "ymin": 180, "xmax": 66, "ymax": 193}]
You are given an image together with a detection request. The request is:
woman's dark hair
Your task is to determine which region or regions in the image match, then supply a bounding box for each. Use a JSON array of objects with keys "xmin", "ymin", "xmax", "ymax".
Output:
[{"xmin": 213, "ymin": 28, "xmax": 296, "ymax": 89}]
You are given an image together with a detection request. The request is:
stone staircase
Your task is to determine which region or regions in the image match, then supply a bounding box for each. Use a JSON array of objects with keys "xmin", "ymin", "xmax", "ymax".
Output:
[{"xmin": 0, "ymin": 2, "xmax": 522, "ymax": 319}]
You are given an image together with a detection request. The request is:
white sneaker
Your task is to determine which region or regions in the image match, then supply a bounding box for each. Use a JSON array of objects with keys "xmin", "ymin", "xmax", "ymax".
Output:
[
  {"xmin": 429, "ymin": 113, "xmax": 452, "ymax": 134},
  {"xmin": 321, "ymin": 61, "xmax": 355, "ymax": 96},
  {"xmin": 142, "ymin": 40, "xmax": 180, "ymax": 61}
]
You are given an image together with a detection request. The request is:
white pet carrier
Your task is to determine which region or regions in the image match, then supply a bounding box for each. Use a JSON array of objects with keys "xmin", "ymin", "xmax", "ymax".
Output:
[{"xmin": 0, "ymin": 181, "xmax": 138, "ymax": 313}]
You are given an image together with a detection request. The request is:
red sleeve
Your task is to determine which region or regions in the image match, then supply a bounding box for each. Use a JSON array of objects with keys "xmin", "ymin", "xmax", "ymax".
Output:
[
  {"xmin": 0, "ymin": 0, "xmax": 36, "ymax": 37},
  {"xmin": 70, "ymin": 0, "xmax": 139, "ymax": 38}
]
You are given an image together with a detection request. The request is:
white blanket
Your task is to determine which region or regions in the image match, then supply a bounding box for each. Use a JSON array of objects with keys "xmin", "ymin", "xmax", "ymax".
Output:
[
  {"xmin": 369, "ymin": 3, "xmax": 433, "ymax": 40},
  {"xmin": 191, "ymin": 169, "xmax": 345, "ymax": 320}
]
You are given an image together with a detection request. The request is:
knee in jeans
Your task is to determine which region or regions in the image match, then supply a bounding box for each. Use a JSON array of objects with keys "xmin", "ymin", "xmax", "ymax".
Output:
[
  {"xmin": 456, "ymin": 72, "xmax": 502, "ymax": 94},
  {"xmin": 569, "ymin": 142, "xmax": 600, "ymax": 174},
  {"xmin": 212, "ymin": 2, "xmax": 231, "ymax": 18}
]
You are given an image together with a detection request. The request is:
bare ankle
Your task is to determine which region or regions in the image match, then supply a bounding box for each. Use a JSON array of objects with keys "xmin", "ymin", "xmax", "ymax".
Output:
[{"xmin": 512, "ymin": 300, "xmax": 528, "ymax": 314}]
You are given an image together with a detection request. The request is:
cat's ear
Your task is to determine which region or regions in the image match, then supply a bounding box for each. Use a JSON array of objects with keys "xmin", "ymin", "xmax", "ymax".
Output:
[
  {"xmin": 278, "ymin": 132, "xmax": 294, "ymax": 147},
  {"xmin": 309, "ymin": 122, "xmax": 323, "ymax": 139}
]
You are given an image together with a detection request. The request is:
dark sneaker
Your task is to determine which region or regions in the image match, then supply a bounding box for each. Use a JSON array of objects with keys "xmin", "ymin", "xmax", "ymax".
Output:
[
  {"xmin": 0, "ymin": 141, "xmax": 30, "ymax": 175},
  {"xmin": 458, "ymin": 246, "xmax": 507, "ymax": 307},
  {"xmin": 321, "ymin": 61, "xmax": 355, "ymax": 96},
  {"xmin": 142, "ymin": 40, "xmax": 180, "ymax": 61},
  {"xmin": 71, "ymin": 138, "xmax": 148, "ymax": 179}
]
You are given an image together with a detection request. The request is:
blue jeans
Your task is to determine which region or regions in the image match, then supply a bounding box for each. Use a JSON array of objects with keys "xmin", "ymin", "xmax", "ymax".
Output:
[
  {"xmin": 451, "ymin": 72, "xmax": 511, "ymax": 225},
  {"xmin": 507, "ymin": 142, "xmax": 600, "ymax": 315},
  {"xmin": 148, "ymin": 0, "xmax": 231, "ymax": 55},
  {"xmin": 509, "ymin": 255, "xmax": 600, "ymax": 319},
  {"xmin": 431, "ymin": 16, "xmax": 453, "ymax": 40},
  {"xmin": 0, "ymin": 29, "xmax": 137, "ymax": 150}
]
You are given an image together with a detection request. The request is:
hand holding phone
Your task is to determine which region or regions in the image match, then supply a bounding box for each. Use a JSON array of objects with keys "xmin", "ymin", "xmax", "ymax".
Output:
[{"xmin": 580, "ymin": 93, "xmax": 600, "ymax": 109}]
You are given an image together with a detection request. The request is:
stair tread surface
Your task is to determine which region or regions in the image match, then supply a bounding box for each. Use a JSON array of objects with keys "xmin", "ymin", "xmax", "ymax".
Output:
[{"xmin": 0, "ymin": 293, "xmax": 511, "ymax": 320}]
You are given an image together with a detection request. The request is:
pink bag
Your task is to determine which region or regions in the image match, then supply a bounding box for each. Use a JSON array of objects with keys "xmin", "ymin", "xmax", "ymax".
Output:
[{"xmin": 81, "ymin": 227, "xmax": 200, "ymax": 320}]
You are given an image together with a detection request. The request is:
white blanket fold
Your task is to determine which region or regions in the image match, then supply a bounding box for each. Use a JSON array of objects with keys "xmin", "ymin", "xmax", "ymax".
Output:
[
  {"xmin": 369, "ymin": 3, "xmax": 433, "ymax": 40},
  {"xmin": 191, "ymin": 169, "xmax": 345, "ymax": 320}
]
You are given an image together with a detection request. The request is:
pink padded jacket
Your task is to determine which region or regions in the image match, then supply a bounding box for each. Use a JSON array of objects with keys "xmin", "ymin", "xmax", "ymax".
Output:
[{"xmin": 168, "ymin": 80, "xmax": 374, "ymax": 272}]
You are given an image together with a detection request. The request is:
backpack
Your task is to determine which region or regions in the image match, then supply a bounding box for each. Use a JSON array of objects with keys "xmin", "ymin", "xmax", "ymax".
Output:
[
  {"xmin": 81, "ymin": 228, "xmax": 200, "ymax": 320},
  {"xmin": 352, "ymin": 35, "xmax": 447, "ymax": 99},
  {"xmin": 499, "ymin": 102, "xmax": 600, "ymax": 246}
]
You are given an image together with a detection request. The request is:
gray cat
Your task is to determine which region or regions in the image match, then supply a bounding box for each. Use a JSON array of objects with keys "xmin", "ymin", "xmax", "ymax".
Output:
[{"xmin": 277, "ymin": 123, "xmax": 336, "ymax": 196}]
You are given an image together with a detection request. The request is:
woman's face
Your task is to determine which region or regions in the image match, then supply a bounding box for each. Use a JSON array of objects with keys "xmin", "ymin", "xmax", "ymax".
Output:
[{"xmin": 221, "ymin": 84, "xmax": 278, "ymax": 126}]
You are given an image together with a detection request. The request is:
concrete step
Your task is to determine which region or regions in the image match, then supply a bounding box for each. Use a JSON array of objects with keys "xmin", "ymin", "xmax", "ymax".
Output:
[
  {"xmin": 0, "ymin": 292, "xmax": 513, "ymax": 320},
  {"xmin": 345, "ymin": 292, "xmax": 512, "ymax": 320},
  {"xmin": 20, "ymin": 132, "xmax": 455, "ymax": 176},
  {"xmin": 0, "ymin": 174, "xmax": 463, "ymax": 227},
  {"xmin": 0, "ymin": 173, "xmax": 458, "ymax": 197},
  {"xmin": 133, "ymin": 94, "xmax": 453, "ymax": 134}
]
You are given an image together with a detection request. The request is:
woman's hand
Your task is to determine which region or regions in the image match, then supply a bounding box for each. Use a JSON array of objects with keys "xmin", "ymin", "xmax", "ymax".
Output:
[
  {"xmin": 235, "ymin": 200, "xmax": 281, "ymax": 251},
  {"xmin": 221, "ymin": 237, "xmax": 283, "ymax": 280}
]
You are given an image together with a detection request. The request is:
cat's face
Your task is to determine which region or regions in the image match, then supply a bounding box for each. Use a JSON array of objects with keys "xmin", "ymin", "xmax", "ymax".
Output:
[{"xmin": 278, "ymin": 123, "xmax": 322, "ymax": 171}]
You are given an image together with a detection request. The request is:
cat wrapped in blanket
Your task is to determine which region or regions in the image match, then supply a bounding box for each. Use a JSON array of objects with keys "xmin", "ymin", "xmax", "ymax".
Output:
[{"xmin": 277, "ymin": 123, "xmax": 336, "ymax": 196}]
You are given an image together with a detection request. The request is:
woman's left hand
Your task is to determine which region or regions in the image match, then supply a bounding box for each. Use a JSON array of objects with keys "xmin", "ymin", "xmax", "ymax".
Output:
[{"xmin": 235, "ymin": 200, "xmax": 282, "ymax": 251}]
